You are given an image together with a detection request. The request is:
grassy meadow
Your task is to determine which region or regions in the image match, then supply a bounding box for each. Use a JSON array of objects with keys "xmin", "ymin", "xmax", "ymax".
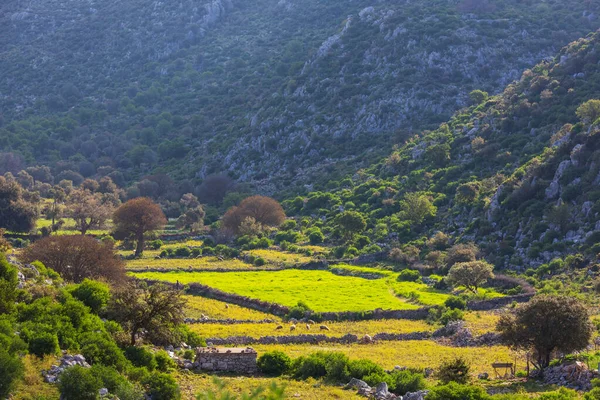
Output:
[{"xmin": 131, "ymin": 269, "xmax": 420, "ymax": 312}]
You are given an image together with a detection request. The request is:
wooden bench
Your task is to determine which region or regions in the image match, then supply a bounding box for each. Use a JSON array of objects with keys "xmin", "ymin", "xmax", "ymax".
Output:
[{"xmin": 491, "ymin": 362, "xmax": 515, "ymax": 378}]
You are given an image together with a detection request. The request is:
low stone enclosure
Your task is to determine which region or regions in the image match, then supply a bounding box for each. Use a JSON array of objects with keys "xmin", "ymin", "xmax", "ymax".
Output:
[{"xmin": 195, "ymin": 347, "xmax": 257, "ymax": 374}]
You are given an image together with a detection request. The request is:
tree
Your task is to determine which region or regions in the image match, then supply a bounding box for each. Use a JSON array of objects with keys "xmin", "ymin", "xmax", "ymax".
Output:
[
  {"xmin": 222, "ymin": 196, "xmax": 285, "ymax": 234},
  {"xmin": 0, "ymin": 176, "xmax": 37, "ymax": 232},
  {"xmin": 399, "ymin": 193, "xmax": 437, "ymax": 224},
  {"xmin": 20, "ymin": 235, "xmax": 125, "ymax": 283},
  {"xmin": 176, "ymin": 206, "xmax": 205, "ymax": 233},
  {"xmin": 445, "ymin": 243, "xmax": 479, "ymax": 269},
  {"xmin": 197, "ymin": 174, "xmax": 235, "ymax": 205},
  {"xmin": 497, "ymin": 295, "xmax": 593, "ymax": 370},
  {"xmin": 447, "ymin": 261, "xmax": 494, "ymax": 293},
  {"xmin": 468, "ymin": 90, "xmax": 489, "ymax": 105},
  {"xmin": 576, "ymin": 99, "xmax": 600, "ymax": 124},
  {"xmin": 66, "ymin": 188, "xmax": 115, "ymax": 235},
  {"xmin": 108, "ymin": 281, "xmax": 185, "ymax": 346},
  {"xmin": 0, "ymin": 348, "xmax": 24, "ymax": 399},
  {"xmin": 113, "ymin": 198, "xmax": 167, "ymax": 257},
  {"xmin": 335, "ymin": 211, "xmax": 366, "ymax": 240},
  {"xmin": 0, "ymin": 253, "xmax": 18, "ymax": 315}
]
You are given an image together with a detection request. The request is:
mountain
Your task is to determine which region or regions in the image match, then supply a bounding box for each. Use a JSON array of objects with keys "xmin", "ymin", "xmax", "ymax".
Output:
[
  {"xmin": 291, "ymin": 30, "xmax": 600, "ymax": 270},
  {"xmin": 1, "ymin": 0, "xmax": 600, "ymax": 191}
]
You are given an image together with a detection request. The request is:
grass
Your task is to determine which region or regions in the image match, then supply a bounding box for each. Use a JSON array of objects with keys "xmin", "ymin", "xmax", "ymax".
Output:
[
  {"xmin": 184, "ymin": 295, "xmax": 278, "ymax": 320},
  {"xmin": 390, "ymin": 280, "xmax": 451, "ymax": 306},
  {"xmin": 464, "ymin": 311, "xmax": 501, "ymax": 335},
  {"xmin": 176, "ymin": 373, "xmax": 363, "ymax": 400},
  {"xmin": 13, "ymin": 355, "xmax": 60, "ymax": 400},
  {"xmin": 247, "ymin": 249, "xmax": 314, "ymax": 265},
  {"xmin": 35, "ymin": 218, "xmax": 110, "ymax": 236},
  {"xmin": 251, "ymin": 341, "xmax": 518, "ymax": 375},
  {"xmin": 126, "ymin": 256, "xmax": 252, "ymax": 271},
  {"xmin": 132, "ymin": 269, "xmax": 420, "ymax": 312},
  {"xmin": 191, "ymin": 318, "xmax": 433, "ymax": 339}
]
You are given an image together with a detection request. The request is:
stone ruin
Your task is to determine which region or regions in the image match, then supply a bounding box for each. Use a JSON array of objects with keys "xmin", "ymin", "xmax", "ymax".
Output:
[{"xmin": 195, "ymin": 347, "xmax": 257, "ymax": 374}]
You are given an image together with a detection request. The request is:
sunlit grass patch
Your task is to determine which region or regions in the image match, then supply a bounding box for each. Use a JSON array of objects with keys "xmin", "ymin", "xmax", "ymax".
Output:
[
  {"xmin": 175, "ymin": 373, "xmax": 363, "ymax": 400},
  {"xmin": 126, "ymin": 257, "xmax": 251, "ymax": 271},
  {"xmin": 247, "ymin": 249, "xmax": 314, "ymax": 265},
  {"xmin": 13, "ymin": 355, "xmax": 60, "ymax": 400},
  {"xmin": 464, "ymin": 311, "xmax": 501, "ymax": 335},
  {"xmin": 191, "ymin": 318, "xmax": 432, "ymax": 339},
  {"xmin": 251, "ymin": 341, "xmax": 517, "ymax": 375},
  {"xmin": 184, "ymin": 295, "xmax": 277, "ymax": 321},
  {"xmin": 390, "ymin": 279, "xmax": 450, "ymax": 306},
  {"xmin": 132, "ymin": 269, "xmax": 419, "ymax": 312}
]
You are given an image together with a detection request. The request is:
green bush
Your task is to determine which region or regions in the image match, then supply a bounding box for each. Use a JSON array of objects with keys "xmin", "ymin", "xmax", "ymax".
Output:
[
  {"xmin": 59, "ymin": 365, "xmax": 102, "ymax": 400},
  {"xmin": 254, "ymin": 257, "xmax": 266, "ymax": 266},
  {"xmin": 437, "ymin": 357, "xmax": 470, "ymax": 384},
  {"xmin": 397, "ymin": 269, "xmax": 421, "ymax": 282},
  {"xmin": 444, "ymin": 296, "xmax": 466, "ymax": 310},
  {"xmin": 439, "ymin": 308, "xmax": 465, "ymax": 326},
  {"xmin": 174, "ymin": 247, "xmax": 191, "ymax": 257},
  {"xmin": 80, "ymin": 333, "xmax": 129, "ymax": 371},
  {"xmin": 286, "ymin": 301, "xmax": 311, "ymax": 320},
  {"xmin": 144, "ymin": 372, "xmax": 181, "ymax": 400},
  {"xmin": 425, "ymin": 382, "xmax": 489, "ymax": 400},
  {"xmin": 28, "ymin": 331, "xmax": 59, "ymax": 357},
  {"xmin": 0, "ymin": 254, "xmax": 18, "ymax": 315},
  {"xmin": 155, "ymin": 350, "xmax": 176, "ymax": 372},
  {"xmin": 0, "ymin": 348, "xmax": 24, "ymax": 398},
  {"xmin": 389, "ymin": 369, "xmax": 426, "ymax": 395},
  {"xmin": 308, "ymin": 229, "xmax": 325, "ymax": 244},
  {"xmin": 257, "ymin": 351, "xmax": 292, "ymax": 376},
  {"xmin": 347, "ymin": 359, "xmax": 385, "ymax": 380},
  {"xmin": 323, "ymin": 352, "xmax": 350, "ymax": 383},
  {"xmin": 69, "ymin": 279, "xmax": 110, "ymax": 314},
  {"xmin": 149, "ymin": 240, "xmax": 164, "ymax": 250},
  {"xmin": 125, "ymin": 346, "xmax": 157, "ymax": 370},
  {"xmin": 291, "ymin": 352, "xmax": 328, "ymax": 380}
]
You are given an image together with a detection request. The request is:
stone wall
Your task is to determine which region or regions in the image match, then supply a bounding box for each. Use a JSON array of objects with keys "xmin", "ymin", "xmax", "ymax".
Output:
[
  {"xmin": 467, "ymin": 294, "xmax": 534, "ymax": 311},
  {"xmin": 195, "ymin": 347, "xmax": 257, "ymax": 374}
]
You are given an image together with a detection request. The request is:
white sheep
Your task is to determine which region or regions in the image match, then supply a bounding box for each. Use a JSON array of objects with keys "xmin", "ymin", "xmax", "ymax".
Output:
[
  {"xmin": 290, "ymin": 325, "xmax": 297, "ymax": 331},
  {"xmin": 319, "ymin": 325, "xmax": 330, "ymax": 331}
]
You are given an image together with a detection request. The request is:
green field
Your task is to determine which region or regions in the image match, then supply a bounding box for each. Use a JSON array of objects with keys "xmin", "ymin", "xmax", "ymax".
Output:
[{"xmin": 132, "ymin": 269, "xmax": 420, "ymax": 312}]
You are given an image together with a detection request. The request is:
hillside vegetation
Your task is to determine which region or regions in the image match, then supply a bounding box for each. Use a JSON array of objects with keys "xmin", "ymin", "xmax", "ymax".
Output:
[{"xmin": 2, "ymin": 0, "xmax": 600, "ymax": 190}]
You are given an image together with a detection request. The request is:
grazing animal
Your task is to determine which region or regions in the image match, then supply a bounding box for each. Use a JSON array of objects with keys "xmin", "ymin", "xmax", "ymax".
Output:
[
  {"xmin": 306, "ymin": 324, "xmax": 310, "ymax": 330},
  {"xmin": 320, "ymin": 325, "xmax": 330, "ymax": 331},
  {"xmin": 275, "ymin": 325, "xmax": 283, "ymax": 330},
  {"xmin": 290, "ymin": 325, "xmax": 296, "ymax": 331},
  {"xmin": 308, "ymin": 320, "xmax": 316, "ymax": 324},
  {"xmin": 225, "ymin": 304, "xmax": 229, "ymax": 309}
]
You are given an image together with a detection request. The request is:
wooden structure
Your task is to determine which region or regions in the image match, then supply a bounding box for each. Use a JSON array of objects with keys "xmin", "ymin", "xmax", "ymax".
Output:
[{"xmin": 492, "ymin": 362, "xmax": 515, "ymax": 378}]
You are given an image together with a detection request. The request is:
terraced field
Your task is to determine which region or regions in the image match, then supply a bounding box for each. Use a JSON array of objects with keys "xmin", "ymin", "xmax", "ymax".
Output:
[
  {"xmin": 132, "ymin": 269, "xmax": 420, "ymax": 312},
  {"xmin": 126, "ymin": 256, "xmax": 252, "ymax": 271},
  {"xmin": 191, "ymin": 318, "xmax": 433, "ymax": 339},
  {"xmin": 183, "ymin": 295, "xmax": 278, "ymax": 320}
]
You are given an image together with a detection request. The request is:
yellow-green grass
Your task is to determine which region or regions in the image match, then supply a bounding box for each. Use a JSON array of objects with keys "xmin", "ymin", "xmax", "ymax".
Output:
[
  {"xmin": 131, "ymin": 270, "xmax": 420, "ymax": 312},
  {"xmin": 251, "ymin": 342, "xmax": 518, "ymax": 375},
  {"xmin": 332, "ymin": 263, "xmax": 394, "ymax": 277},
  {"xmin": 390, "ymin": 280, "xmax": 450, "ymax": 306},
  {"xmin": 191, "ymin": 319, "xmax": 432, "ymax": 339},
  {"xmin": 126, "ymin": 256, "xmax": 251, "ymax": 271},
  {"xmin": 13, "ymin": 355, "xmax": 60, "ymax": 400},
  {"xmin": 184, "ymin": 295, "xmax": 278, "ymax": 320},
  {"xmin": 464, "ymin": 311, "xmax": 501, "ymax": 335},
  {"xmin": 35, "ymin": 218, "xmax": 111, "ymax": 236},
  {"xmin": 247, "ymin": 249, "xmax": 314, "ymax": 265},
  {"xmin": 176, "ymin": 373, "xmax": 363, "ymax": 400}
]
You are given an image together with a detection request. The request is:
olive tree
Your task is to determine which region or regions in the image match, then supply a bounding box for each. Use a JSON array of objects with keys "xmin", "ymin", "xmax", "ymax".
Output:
[
  {"xmin": 446, "ymin": 260, "xmax": 494, "ymax": 293},
  {"xmin": 497, "ymin": 295, "xmax": 593, "ymax": 370}
]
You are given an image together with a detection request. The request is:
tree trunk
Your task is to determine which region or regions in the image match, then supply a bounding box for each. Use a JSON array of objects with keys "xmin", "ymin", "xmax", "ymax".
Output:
[
  {"xmin": 135, "ymin": 232, "xmax": 145, "ymax": 258},
  {"xmin": 130, "ymin": 329, "xmax": 137, "ymax": 346}
]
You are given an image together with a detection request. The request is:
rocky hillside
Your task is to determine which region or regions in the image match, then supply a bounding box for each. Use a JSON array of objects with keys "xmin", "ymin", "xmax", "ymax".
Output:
[
  {"xmin": 292, "ymin": 31, "xmax": 600, "ymax": 270},
  {"xmin": 1, "ymin": 0, "xmax": 600, "ymax": 189}
]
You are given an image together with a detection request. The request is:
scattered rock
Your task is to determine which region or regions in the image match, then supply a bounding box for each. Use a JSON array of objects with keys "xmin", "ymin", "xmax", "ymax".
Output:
[
  {"xmin": 537, "ymin": 361, "xmax": 593, "ymax": 391},
  {"xmin": 42, "ymin": 354, "xmax": 90, "ymax": 383}
]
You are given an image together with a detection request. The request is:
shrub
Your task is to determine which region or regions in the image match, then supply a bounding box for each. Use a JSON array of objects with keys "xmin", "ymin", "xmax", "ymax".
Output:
[
  {"xmin": 174, "ymin": 247, "xmax": 191, "ymax": 257},
  {"xmin": 80, "ymin": 333, "xmax": 129, "ymax": 371},
  {"xmin": 440, "ymin": 308, "xmax": 465, "ymax": 325},
  {"xmin": 280, "ymin": 220, "xmax": 297, "ymax": 231},
  {"xmin": 397, "ymin": 269, "xmax": 421, "ymax": 282},
  {"xmin": 183, "ymin": 349, "xmax": 195, "ymax": 360},
  {"xmin": 155, "ymin": 351, "xmax": 176, "ymax": 372},
  {"xmin": 28, "ymin": 331, "xmax": 59, "ymax": 357},
  {"xmin": 59, "ymin": 366, "xmax": 102, "ymax": 400},
  {"xmin": 437, "ymin": 357, "xmax": 471, "ymax": 384},
  {"xmin": 286, "ymin": 301, "xmax": 311, "ymax": 320},
  {"xmin": 0, "ymin": 348, "xmax": 24, "ymax": 398},
  {"xmin": 324, "ymin": 352, "xmax": 350, "ymax": 383},
  {"xmin": 363, "ymin": 371, "xmax": 392, "ymax": 388},
  {"xmin": 144, "ymin": 372, "xmax": 181, "ymax": 400},
  {"xmin": 347, "ymin": 359, "xmax": 385, "ymax": 380},
  {"xmin": 69, "ymin": 279, "xmax": 110, "ymax": 314},
  {"xmin": 149, "ymin": 240, "xmax": 164, "ymax": 250},
  {"xmin": 444, "ymin": 296, "xmax": 466, "ymax": 310},
  {"xmin": 90, "ymin": 364, "xmax": 128, "ymax": 393},
  {"xmin": 426, "ymin": 382, "xmax": 490, "ymax": 400},
  {"xmin": 291, "ymin": 353, "xmax": 328, "ymax": 380},
  {"xmin": 308, "ymin": 229, "xmax": 325, "ymax": 244},
  {"xmin": 254, "ymin": 257, "xmax": 266, "ymax": 266},
  {"xmin": 257, "ymin": 351, "xmax": 292, "ymax": 376},
  {"xmin": 125, "ymin": 346, "xmax": 157, "ymax": 370},
  {"xmin": 389, "ymin": 369, "xmax": 426, "ymax": 395}
]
